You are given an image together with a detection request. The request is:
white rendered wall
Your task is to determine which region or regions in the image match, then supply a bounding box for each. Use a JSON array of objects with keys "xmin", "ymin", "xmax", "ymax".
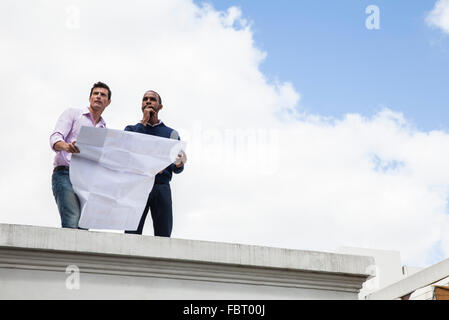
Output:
[
  {"xmin": 337, "ymin": 246, "xmax": 405, "ymax": 299},
  {"xmin": 0, "ymin": 224, "xmax": 374, "ymax": 300}
]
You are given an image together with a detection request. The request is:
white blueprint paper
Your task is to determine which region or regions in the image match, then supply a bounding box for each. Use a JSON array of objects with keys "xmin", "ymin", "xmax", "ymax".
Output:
[{"xmin": 70, "ymin": 126, "xmax": 186, "ymax": 230}]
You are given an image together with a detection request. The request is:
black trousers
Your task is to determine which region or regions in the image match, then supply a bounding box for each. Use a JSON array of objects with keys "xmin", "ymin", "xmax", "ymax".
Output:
[{"xmin": 125, "ymin": 183, "xmax": 173, "ymax": 237}]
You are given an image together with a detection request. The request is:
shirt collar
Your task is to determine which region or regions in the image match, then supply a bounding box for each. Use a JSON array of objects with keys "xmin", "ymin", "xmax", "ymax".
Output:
[
  {"xmin": 83, "ymin": 107, "xmax": 106, "ymax": 126},
  {"xmin": 147, "ymin": 119, "xmax": 162, "ymax": 127},
  {"xmin": 82, "ymin": 107, "xmax": 91, "ymax": 115}
]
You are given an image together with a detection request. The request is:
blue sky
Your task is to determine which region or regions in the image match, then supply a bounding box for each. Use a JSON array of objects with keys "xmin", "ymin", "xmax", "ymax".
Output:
[{"xmin": 199, "ymin": 0, "xmax": 449, "ymax": 131}]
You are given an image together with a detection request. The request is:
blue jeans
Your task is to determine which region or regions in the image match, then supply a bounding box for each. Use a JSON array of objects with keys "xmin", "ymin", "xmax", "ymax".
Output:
[{"xmin": 52, "ymin": 169, "xmax": 81, "ymax": 228}]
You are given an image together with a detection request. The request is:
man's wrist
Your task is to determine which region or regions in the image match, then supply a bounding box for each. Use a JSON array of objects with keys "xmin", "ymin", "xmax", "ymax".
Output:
[{"xmin": 53, "ymin": 141, "xmax": 67, "ymax": 152}]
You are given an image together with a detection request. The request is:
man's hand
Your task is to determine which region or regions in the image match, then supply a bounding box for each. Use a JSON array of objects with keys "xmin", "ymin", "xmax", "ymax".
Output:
[
  {"xmin": 54, "ymin": 141, "xmax": 80, "ymax": 153},
  {"xmin": 140, "ymin": 106, "xmax": 155, "ymax": 126},
  {"xmin": 175, "ymin": 150, "xmax": 187, "ymax": 168}
]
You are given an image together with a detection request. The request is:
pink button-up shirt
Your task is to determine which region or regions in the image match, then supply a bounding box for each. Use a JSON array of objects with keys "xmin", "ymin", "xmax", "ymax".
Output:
[{"xmin": 50, "ymin": 107, "xmax": 106, "ymax": 167}]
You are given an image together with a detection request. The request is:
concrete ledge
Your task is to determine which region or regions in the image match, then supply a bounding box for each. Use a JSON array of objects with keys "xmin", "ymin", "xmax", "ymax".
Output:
[{"xmin": 0, "ymin": 224, "xmax": 374, "ymax": 299}]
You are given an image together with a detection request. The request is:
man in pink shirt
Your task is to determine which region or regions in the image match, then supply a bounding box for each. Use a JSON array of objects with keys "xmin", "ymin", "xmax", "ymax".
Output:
[{"xmin": 50, "ymin": 82, "xmax": 111, "ymax": 228}]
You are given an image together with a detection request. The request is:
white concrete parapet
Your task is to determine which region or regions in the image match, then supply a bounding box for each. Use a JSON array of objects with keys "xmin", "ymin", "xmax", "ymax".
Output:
[{"xmin": 0, "ymin": 224, "xmax": 374, "ymax": 299}]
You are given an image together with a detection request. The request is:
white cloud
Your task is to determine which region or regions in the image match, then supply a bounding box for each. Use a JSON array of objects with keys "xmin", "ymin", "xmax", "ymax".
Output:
[
  {"xmin": 1, "ymin": 0, "xmax": 449, "ymax": 267},
  {"xmin": 426, "ymin": 0, "xmax": 449, "ymax": 34}
]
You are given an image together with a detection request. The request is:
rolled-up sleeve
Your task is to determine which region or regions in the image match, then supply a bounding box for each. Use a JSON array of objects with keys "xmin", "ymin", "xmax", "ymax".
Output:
[{"xmin": 50, "ymin": 108, "xmax": 74, "ymax": 151}]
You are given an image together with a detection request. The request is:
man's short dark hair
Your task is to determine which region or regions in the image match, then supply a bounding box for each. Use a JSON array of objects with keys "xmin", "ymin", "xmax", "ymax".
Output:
[
  {"xmin": 145, "ymin": 90, "xmax": 162, "ymax": 105},
  {"xmin": 90, "ymin": 82, "xmax": 111, "ymax": 100}
]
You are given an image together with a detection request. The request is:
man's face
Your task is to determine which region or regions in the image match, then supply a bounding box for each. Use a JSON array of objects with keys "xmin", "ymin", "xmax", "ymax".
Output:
[
  {"xmin": 141, "ymin": 91, "xmax": 162, "ymax": 114},
  {"xmin": 89, "ymin": 87, "xmax": 111, "ymax": 112}
]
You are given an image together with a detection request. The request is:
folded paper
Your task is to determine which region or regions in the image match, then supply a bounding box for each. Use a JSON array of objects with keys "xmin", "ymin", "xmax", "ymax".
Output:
[{"xmin": 70, "ymin": 126, "xmax": 186, "ymax": 230}]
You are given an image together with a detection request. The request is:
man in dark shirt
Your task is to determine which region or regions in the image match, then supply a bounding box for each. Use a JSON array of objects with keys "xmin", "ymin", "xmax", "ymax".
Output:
[{"xmin": 124, "ymin": 90, "xmax": 186, "ymax": 237}]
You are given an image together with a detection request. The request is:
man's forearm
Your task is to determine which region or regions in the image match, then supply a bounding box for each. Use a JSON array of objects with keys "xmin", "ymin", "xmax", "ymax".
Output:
[
  {"xmin": 53, "ymin": 141, "xmax": 79, "ymax": 153},
  {"xmin": 53, "ymin": 141, "xmax": 67, "ymax": 152}
]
